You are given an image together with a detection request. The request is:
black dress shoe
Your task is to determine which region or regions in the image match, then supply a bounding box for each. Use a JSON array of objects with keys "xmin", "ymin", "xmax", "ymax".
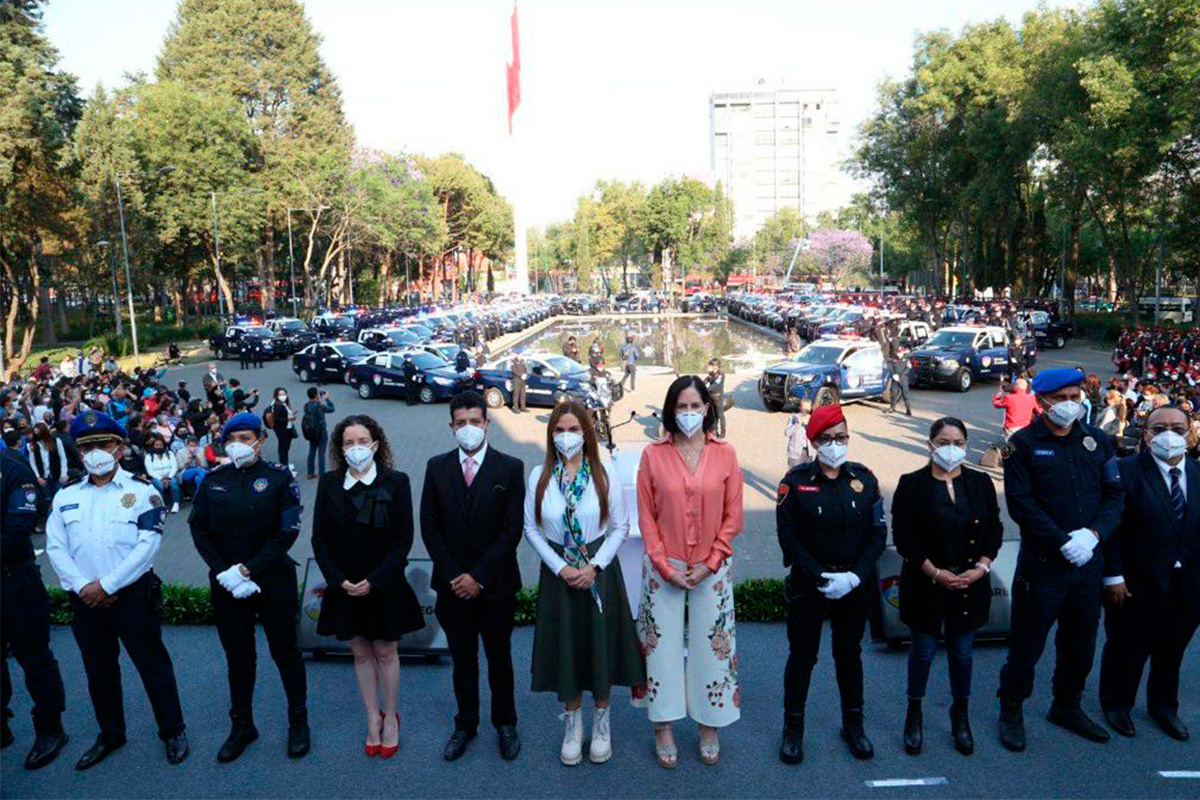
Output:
[
  {"xmin": 1104, "ymin": 709, "xmax": 1136, "ymax": 738},
  {"xmin": 950, "ymin": 699, "xmax": 974, "ymax": 755},
  {"xmin": 779, "ymin": 712, "xmax": 805, "ymax": 764},
  {"xmin": 25, "ymin": 730, "xmax": 68, "ymax": 770},
  {"xmin": 443, "ymin": 730, "xmax": 474, "ymax": 761},
  {"xmin": 75, "ymin": 734, "xmax": 126, "ymax": 771},
  {"xmin": 904, "ymin": 699, "xmax": 923, "ymax": 755},
  {"xmin": 165, "ymin": 732, "xmax": 189, "ymax": 765},
  {"xmin": 1047, "ymin": 699, "xmax": 1109, "ymax": 743},
  {"xmin": 217, "ymin": 718, "xmax": 259, "ymax": 764},
  {"xmin": 287, "ymin": 708, "xmax": 311, "ymax": 759},
  {"xmin": 999, "ymin": 698, "xmax": 1026, "ymax": 752},
  {"xmin": 498, "ymin": 725, "xmax": 520, "ymax": 761},
  {"xmin": 840, "ymin": 708, "xmax": 874, "ymax": 760},
  {"xmin": 1149, "ymin": 709, "xmax": 1190, "ymax": 741}
]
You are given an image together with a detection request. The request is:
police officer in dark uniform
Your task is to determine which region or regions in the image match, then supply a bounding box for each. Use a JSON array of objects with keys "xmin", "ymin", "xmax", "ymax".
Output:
[
  {"xmin": 251, "ymin": 335, "xmax": 265, "ymax": 369},
  {"xmin": 188, "ymin": 412, "xmax": 310, "ymax": 762},
  {"xmin": 510, "ymin": 353, "xmax": 528, "ymax": 413},
  {"xmin": 996, "ymin": 367, "xmax": 1125, "ymax": 751},
  {"xmin": 1, "ymin": 448, "xmax": 68, "ymax": 770},
  {"xmin": 238, "ymin": 337, "xmax": 252, "ymax": 370},
  {"xmin": 776, "ymin": 404, "xmax": 887, "ymax": 764},
  {"xmin": 454, "ymin": 347, "xmax": 471, "ymax": 373},
  {"xmin": 402, "ymin": 355, "xmax": 420, "ymax": 406}
]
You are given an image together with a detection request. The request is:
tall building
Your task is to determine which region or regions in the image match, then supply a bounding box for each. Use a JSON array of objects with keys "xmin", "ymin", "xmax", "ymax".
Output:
[{"xmin": 710, "ymin": 84, "xmax": 850, "ymax": 240}]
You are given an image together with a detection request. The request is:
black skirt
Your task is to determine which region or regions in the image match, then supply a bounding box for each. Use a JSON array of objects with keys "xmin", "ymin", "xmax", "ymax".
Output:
[{"xmin": 317, "ymin": 579, "xmax": 424, "ymax": 643}]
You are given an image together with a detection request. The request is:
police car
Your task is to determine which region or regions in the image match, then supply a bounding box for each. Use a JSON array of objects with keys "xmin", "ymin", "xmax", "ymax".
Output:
[
  {"xmin": 909, "ymin": 326, "xmax": 1036, "ymax": 392},
  {"xmin": 208, "ymin": 325, "xmax": 286, "ymax": 360},
  {"xmin": 474, "ymin": 353, "xmax": 619, "ymax": 410},
  {"xmin": 346, "ymin": 350, "xmax": 473, "ymax": 403},
  {"xmin": 357, "ymin": 327, "xmax": 425, "ymax": 352},
  {"xmin": 758, "ymin": 337, "xmax": 889, "ymax": 413},
  {"xmin": 291, "ymin": 341, "xmax": 373, "ymax": 383},
  {"xmin": 1017, "ymin": 309, "xmax": 1074, "ymax": 349},
  {"xmin": 264, "ymin": 317, "xmax": 319, "ymax": 354}
]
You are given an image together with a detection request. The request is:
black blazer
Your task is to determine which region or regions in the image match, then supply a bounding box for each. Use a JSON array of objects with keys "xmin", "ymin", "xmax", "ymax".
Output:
[
  {"xmin": 419, "ymin": 447, "xmax": 525, "ymax": 598},
  {"xmin": 1104, "ymin": 450, "xmax": 1200, "ymax": 615},
  {"xmin": 892, "ymin": 464, "xmax": 1003, "ymax": 635},
  {"xmin": 311, "ymin": 467, "xmax": 414, "ymax": 592}
]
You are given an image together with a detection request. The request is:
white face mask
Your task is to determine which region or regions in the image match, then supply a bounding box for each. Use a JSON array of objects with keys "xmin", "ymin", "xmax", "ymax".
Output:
[
  {"xmin": 1149, "ymin": 431, "xmax": 1188, "ymax": 462},
  {"xmin": 344, "ymin": 444, "xmax": 375, "ymax": 471},
  {"xmin": 676, "ymin": 410, "xmax": 705, "ymax": 437},
  {"xmin": 225, "ymin": 441, "xmax": 258, "ymax": 468},
  {"xmin": 932, "ymin": 444, "xmax": 967, "ymax": 471},
  {"xmin": 277, "ymin": 393, "xmax": 287, "ymax": 402},
  {"xmin": 1045, "ymin": 399, "xmax": 1083, "ymax": 428},
  {"xmin": 817, "ymin": 440, "xmax": 848, "ymax": 468},
  {"xmin": 553, "ymin": 431, "xmax": 584, "ymax": 459},
  {"xmin": 455, "ymin": 424, "xmax": 486, "ymax": 452},
  {"xmin": 83, "ymin": 447, "xmax": 117, "ymax": 477}
]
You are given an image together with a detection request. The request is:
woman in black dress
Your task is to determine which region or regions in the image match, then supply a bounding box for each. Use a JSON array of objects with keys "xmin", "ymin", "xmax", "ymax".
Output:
[
  {"xmin": 267, "ymin": 387, "xmax": 297, "ymax": 467},
  {"xmin": 891, "ymin": 416, "xmax": 1002, "ymax": 757},
  {"xmin": 311, "ymin": 415, "xmax": 424, "ymax": 759}
]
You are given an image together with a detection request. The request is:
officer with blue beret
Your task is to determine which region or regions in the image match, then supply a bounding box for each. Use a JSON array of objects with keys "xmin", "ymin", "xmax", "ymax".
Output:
[
  {"xmin": 2, "ymin": 446, "xmax": 68, "ymax": 769},
  {"xmin": 45, "ymin": 411, "xmax": 188, "ymax": 769},
  {"xmin": 188, "ymin": 412, "xmax": 310, "ymax": 762},
  {"xmin": 996, "ymin": 367, "xmax": 1124, "ymax": 751}
]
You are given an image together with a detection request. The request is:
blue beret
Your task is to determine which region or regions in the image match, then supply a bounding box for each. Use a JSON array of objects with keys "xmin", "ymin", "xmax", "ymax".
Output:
[
  {"xmin": 1032, "ymin": 367, "xmax": 1085, "ymax": 395},
  {"xmin": 69, "ymin": 410, "xmax": 127, "ymax": 444},
  {"xmin": 221, "ymin": 412, "xmax": 264, "ymax": 443}
]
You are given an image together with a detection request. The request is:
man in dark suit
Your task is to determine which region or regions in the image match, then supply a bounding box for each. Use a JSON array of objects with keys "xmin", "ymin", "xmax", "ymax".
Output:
[
  {"xmin": 420, "ymin": 390, "xmax": 525, "ymax": 762},
  {"xmin": 1100, "ymin": 405, "xmax": 1199, "ymax": 741}
]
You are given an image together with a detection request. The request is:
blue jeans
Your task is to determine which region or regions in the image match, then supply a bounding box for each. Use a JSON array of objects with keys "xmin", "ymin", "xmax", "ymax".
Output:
[
  {"xmin": 180, "ymin": 467, "xmax": 206, "ymax": 494},
  {"xmin": 152, "ymin": 475, "xmax": 182, "ymax": 506},
  {"xmin": 306, "ymin": 432, "xmax": 327, "ymax": 476},
  {"xmin": 907, "ymin": 629, "xmax": 975, "ymax": 700}
]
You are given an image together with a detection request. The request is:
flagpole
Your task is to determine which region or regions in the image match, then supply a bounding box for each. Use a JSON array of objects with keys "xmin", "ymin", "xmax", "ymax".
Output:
[{"xmin": 506, "ymin": 2, "xmax": 529, "ymax": 294}]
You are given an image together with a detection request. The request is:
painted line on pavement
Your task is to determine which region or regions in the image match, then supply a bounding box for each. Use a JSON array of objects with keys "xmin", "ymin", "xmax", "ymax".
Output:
[
  {"xmin": 866, "ymin": 778, "xmax": 950, "ymax": 788},
  {"xmin": 1158, "ymin": 771, "xmax": 1200, "ymax": 779}
]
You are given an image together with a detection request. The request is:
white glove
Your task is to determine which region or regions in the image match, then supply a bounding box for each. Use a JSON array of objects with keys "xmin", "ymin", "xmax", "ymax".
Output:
[
  {"xmin": 231, "ymin": 579, "xmax": 261, "ymax": 600},
  {"xmin": 1059, "ymin": 529, "xmax": 1098, "ymax": 567},
  {"xmin": 216, "ymin": 564, "xmax": 247, "ymax": 593},
  {"xmin": 819, "ymin": 571, "xmax": 861, "ymax": 600}
]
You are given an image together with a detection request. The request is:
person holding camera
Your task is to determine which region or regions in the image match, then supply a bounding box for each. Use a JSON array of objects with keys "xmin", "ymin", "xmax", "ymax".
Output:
[{"xmin": 302, "ymin": 388, "xmax": 336, "ymax": 479}]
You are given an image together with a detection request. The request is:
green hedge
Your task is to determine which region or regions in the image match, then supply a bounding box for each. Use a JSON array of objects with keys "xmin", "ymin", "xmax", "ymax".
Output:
[
  {"xmin": 49, "ymin": 579, "xmax": 790, "ymax": 626},
  {"xmin": 90, "ymin": 321, "xmax": 223, "ymax": 357}
]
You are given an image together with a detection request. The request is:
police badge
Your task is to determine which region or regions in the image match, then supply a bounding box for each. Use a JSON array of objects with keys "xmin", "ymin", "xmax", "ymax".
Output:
[
  {"xmin": 253, "ymin": 477, "xmax": 269, "ymax": 493},
  {"xmin": 1082, "ymin": 436, "xmax": 1097, "ymax": 452},
  {"xmin": 121, "ymin": 493, "xmax": 137, "ymax": 508},
  {"xmin": 850, "ymin": 479, "xmax": 864, "ymax": 493}
]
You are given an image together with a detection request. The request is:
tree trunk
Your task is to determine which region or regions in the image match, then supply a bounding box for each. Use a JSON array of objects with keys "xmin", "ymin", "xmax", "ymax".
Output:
[
  {"xmin": 56, "ymin": 289, "xmax": 69, "ymax": 334},
  {"xmin": 210, "ymin": 253, "xmax": 235, "ymax": 319},
  {"xmin": 2, "ymin": 250, "xmax": 41, "ymax": 380},
  {"xmin": 170, "ymin": 280, "xmax": 185, "ymax": 327},
  {"xmin": 263, "ymin": 225, "xmax": 277, "ymax": 311},
  {"xmin": 38, "ymin": 282, "xmax": 56, "ymax": 345},
  {"xmin": 380, "ymin": 250, "xmax": 392, "ymax": 304}
]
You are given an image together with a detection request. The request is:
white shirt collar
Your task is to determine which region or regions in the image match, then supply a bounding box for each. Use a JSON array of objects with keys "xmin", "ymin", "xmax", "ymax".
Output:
[
  {"xmin": 1152, "ymin": 453, "xmax": 1187, "ymax": 498},
  {"xmin": 343, "ymin": 462, "xmax": 378, "ymax": 490},
  {"xmin": 87, "ymin": 466, "xmax": 131, "ymax": 490},
  {"xmin": 458, "ymin": 443, "xmax": 487, "ymax": 467}
]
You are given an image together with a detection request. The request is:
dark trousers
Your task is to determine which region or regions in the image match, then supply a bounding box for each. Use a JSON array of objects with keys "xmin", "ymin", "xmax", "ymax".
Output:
[
  {"xmin": 908, "ymin": 628, "xmax": 975, "ymax": 700},
  {"xmin": 512, "ymin": 379, "xmax": 527, "ymax": 411},
  {"xmin": 210, "ymin": 567, "xmax": 307, "ymax": 717},
  {"xmin": 435, "ymin": 592, "xmax": 517, "ymax": 733},
  {"xmin": 70, "ymin": 573, "xmax": 185, "ymax": 741},
  {"xmin": 887, "ymin": 363, "xmax": 911, "ymax": 413},
  {"xmin": 1100, "ymin": 570, "xmax": 1199, "ymax": 713},
  {"xmin": 2, "ymin": 563, "xmax": 66, "ymax": 734},
  {"xmin": 998, "ymin": 557, "xmax": 1102, "ymax": 702},
  {"xmin": 784, "ymin": 585, "xmax": 869, "ymax": 713},
  {"xmin": 306, "ymin": 432, "xmax": 327, "ymax": 476},
  {"xmin": 276, "ymin": 432, "xmax": 292, "ymax": 466},
  {"xmin": 620, "ymin": 364, "xmax": 636, "ymax": 391},
  {"xmin": 239, "ymin": 351, "xmax": 250, "ymax": 370}
]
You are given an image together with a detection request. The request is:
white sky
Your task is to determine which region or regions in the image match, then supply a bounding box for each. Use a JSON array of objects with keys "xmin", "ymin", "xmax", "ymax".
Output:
[{"xmin": 43, "ymin": 0, "xmax": 1080, "ymax": 227}]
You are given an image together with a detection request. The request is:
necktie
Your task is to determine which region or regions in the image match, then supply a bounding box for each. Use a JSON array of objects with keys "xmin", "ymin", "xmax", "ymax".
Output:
[
  {"xmin": 1169, "ymin": 467, "xmax": 1185, "ymax": 523},
  {"xmin": 463, "ymin": 456, "xmax": 476, "ymax": 488}
]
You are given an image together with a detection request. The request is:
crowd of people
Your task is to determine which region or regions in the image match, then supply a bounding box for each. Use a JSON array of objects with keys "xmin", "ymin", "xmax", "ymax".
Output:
[{"xmin": 2, "ymin": 360, "xmax": 1195, "ymax": 778}]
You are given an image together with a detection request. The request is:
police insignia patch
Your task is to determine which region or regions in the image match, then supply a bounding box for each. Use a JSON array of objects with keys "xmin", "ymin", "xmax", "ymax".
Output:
[
  {"xmin": 149, "ymin": 494, "xmax": 163, "ymax": 508},
  {"xmin": 25, "ymin": 490, "xmax": 37, "ymax": 504},
  {"xmin": 121, "ymin": 493, "xmax": 136, "ymax": 508},
  {"xmin": 850, "ymin": 479, "xmax": 864, "ymax": 493},
  {"xmin": 777, "ymin": 483, "xmax": 789, "ymax": 505},
  {"xmin": 1082, "ymin": 436, "xmax": 1097, "ymax": 452},
  {"xmin": 253, "ymin": 478, "xmax": 269, "ymax": 493},
  {"xmin": 84, "ymin": 412, "xmax": 98, "ymax": 426}
]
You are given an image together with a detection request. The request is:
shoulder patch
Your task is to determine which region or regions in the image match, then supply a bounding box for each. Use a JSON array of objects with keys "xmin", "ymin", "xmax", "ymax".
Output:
[
  {"xmin": 149, "ymin": 493, "xmax": 163, "ymax": 508},
  {"xmin": 777, "ymin": 483, "xmax": 789, "ymax": 504}
]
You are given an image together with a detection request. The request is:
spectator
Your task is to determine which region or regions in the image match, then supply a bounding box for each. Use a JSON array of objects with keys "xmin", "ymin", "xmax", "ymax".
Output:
[
  {"xmin": 27, "ymin": 422, "xmax": 68, "ymax": 506},
  {"xmin": 176, "ymin": 437, "xmax": 207, "ymax": 497},
  {"xmin": 1095, "ymin": 388, "xmax": 1127, "ymax": 451},
  {"xmin": 992, "ymin": 378, "xmax": 1040, "ymax": 439},
  {"xmin": 144, "ymin": 434, "xmax": 182, "ymax": 513},
  {"xmin": 301, "ymin": 387, "xmax": 335, "ymax": 479}
]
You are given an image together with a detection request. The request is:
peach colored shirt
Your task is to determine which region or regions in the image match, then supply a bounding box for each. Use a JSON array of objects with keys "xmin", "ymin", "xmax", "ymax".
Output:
[{"xmin": 637, "ymin": 433, "xmax": 744, "ymax": 581}]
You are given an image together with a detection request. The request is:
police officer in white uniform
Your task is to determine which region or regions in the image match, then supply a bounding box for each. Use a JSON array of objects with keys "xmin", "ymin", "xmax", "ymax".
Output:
[{"xmin": 45, "ymin": 411, "xmax": 188, "ymax": 770}]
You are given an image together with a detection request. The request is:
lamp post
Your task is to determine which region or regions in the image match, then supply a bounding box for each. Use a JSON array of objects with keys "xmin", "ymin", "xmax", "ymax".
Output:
[
  {"xmin": 95, "ymin": 240, "xmax": 123, "ymax": 336},
  {"xmin": 112, "ymin": 167, "xmax": 172, "ymax": 359}
]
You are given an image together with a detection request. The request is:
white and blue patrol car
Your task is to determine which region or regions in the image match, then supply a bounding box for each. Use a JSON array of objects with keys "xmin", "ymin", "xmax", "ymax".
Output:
[{"xmin": 758, "ymin": 337, "xmax": 889, "ymax": 413}]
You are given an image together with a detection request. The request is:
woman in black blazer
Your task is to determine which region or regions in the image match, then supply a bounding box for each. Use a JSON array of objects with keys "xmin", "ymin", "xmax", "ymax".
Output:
[
  {"xmin": 891, "ymin": 416, "xmax": 1002, "ymax": 757},
  {"xmin": 312, "ymin": 414, "xmax": 424, "ymax": 759}
]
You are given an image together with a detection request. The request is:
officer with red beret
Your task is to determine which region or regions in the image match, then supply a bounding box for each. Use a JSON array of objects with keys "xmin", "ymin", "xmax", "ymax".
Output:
[{"xmin": 776, "ymin": 403, "xmax": 887, "ymax": 765}]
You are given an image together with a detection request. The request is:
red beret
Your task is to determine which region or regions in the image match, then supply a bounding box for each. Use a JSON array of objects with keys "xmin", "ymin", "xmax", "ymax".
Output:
[{"xmin": 806, "ymin": 403, "xmax": 845, "ymax": 441}]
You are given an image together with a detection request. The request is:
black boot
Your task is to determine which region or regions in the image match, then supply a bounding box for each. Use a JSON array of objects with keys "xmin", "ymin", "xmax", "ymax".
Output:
[
  {"xmin": 950, "ymin": 698, "xmax": 974, "ymax": 755},
  {"xmin": 998, "ymin": 697, "xmax": 1026, "ymax": 752},
  {"xmin": 287, "ymin": 707, "xmax": 311, "ymax": 759},
  {"xmin": 25, "ymin": 720, "xmax": 68, "ymax": 771},
  {"xmin": 1047, "ymin": 697, "xmax": 1109, "ymax": 743},
  {"xmin": 779, "ymin": 712, "xmax": 805, "ymax": 765},
  {"xmin": 904, "ymin": 699, "xmax": 923, "ymax": 755},
  {"xmin": 217, "ymin": 713, "xmax": 258, "ymax": 763},
  {"xmin": 840, "ymin": 708, "xmax": 874, "ymax": 760}
]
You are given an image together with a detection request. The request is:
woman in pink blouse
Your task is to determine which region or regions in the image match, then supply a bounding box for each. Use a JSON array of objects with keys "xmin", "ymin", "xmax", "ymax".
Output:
[{"xmin": 636, "ymin": 375, "xmax": 744, "ymax": 768}]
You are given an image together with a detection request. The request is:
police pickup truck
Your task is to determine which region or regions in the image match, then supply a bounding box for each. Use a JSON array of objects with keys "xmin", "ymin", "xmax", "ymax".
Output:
[
  {"xmin": 909, "ymin": 326, "xmax": 1036, "ymax": 392},
  {"xmin": 758, "ymin": 337, "xmax": 889, "ymax": 413},
  {"xmin": 208, "ymin": 325, "xmax": 287, "ymax": 361}
]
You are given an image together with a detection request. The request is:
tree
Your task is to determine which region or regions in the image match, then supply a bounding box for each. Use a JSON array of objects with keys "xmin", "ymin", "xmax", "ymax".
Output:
[
  {"xmin": 752, "ymin": 207, "xmax": 808, "ymax": 275},
  {"xmin": 806, "ymin": 229, "xmax": 875, "ymax": 288}
]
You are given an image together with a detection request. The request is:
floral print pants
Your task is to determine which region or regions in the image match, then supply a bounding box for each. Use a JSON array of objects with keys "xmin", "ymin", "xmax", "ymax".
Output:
[{"xmin": 634, "ymin": 557, "xmax": 740, "ymax": 727}]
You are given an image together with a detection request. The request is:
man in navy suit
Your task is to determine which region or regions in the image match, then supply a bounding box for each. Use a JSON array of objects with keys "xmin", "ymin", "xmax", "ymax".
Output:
[{"xmin": 1101, "ymin": 405, "xmax": 1200, "ymax": 741}]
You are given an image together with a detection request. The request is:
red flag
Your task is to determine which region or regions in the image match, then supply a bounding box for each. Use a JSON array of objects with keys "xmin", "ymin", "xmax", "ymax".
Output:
[{"xmin": 506, "ymin": 3, "xmax": 520, "ymax": 134}]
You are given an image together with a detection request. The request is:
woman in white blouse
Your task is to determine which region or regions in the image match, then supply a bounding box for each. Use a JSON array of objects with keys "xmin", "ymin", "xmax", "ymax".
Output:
[{"xmin": 524, "ymin": 400, "xmax": 645, "ymax": 767}]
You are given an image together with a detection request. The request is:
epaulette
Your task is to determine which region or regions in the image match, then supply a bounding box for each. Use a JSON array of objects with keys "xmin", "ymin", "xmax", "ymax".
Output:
[
  {"xmin": 209, "ymin": 462, "xmax": 234, "ymax": 475},
  {"xmin": 265, "ymin": 461, "xmax": 292, "ymax": 473}
]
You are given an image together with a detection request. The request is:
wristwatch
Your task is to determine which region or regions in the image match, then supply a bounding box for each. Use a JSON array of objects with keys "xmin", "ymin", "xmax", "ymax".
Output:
[{"xmin": 238, "ymin": 565, "xmax": 251, "ymax": 579}]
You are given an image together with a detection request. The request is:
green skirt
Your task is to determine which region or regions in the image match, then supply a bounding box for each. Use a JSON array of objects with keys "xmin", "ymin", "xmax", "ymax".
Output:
[{"xmin": 530, "ymin": 537, "xmax": 646, "ymax": 702}]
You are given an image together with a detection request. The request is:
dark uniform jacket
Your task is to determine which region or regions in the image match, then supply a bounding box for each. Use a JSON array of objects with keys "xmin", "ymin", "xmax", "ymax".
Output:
[
  {"xmin": 892, "ymin": 465, "xmax": 1003, "ymax": 634},
  {"xmin": 1103, "ymin": 450, "xmax": 1200, "ymax": 615},
  {"xmin": 419, "ymin": 447, "xmax": 525, "ymax": 598},
  {"xmin": 1, "ymin": 449, "xmax": 40, "ymax": 566},
  {"xmin": 189, "ymin": 458, "xmax": 302, "ymax": 580},
  {"xmin": 1003, "ymin": 416, "xmax": 1124, "ymax": 569},
  {"xmin": 776, "ymin": 460, "xmax": 887, "ymax": 597}
]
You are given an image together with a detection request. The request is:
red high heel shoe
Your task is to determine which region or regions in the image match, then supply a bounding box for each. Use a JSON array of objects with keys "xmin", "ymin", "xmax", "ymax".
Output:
[
  {"xmin": 379, "ymin": 712, "xmax": 399, "ymax": 759},
  {"xmin": 365, "ymin": 711, "xmax": 383, "ymax": 756}
]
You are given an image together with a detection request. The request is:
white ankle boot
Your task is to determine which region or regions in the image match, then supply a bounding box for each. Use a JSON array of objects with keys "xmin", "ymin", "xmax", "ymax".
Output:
[
  {"xmin": 589, "ymin": 706, "xmax": 612, "ymax": 764},
  {"xmin": 560, "ymin": 709, "xmax": 583, "ymax": 765}
]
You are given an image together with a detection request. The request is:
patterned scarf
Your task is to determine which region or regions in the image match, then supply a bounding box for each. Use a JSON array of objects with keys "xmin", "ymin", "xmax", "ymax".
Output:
[{"xmin": 553, "ymin": 457, "xmax": 603, "ymax": 612}]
